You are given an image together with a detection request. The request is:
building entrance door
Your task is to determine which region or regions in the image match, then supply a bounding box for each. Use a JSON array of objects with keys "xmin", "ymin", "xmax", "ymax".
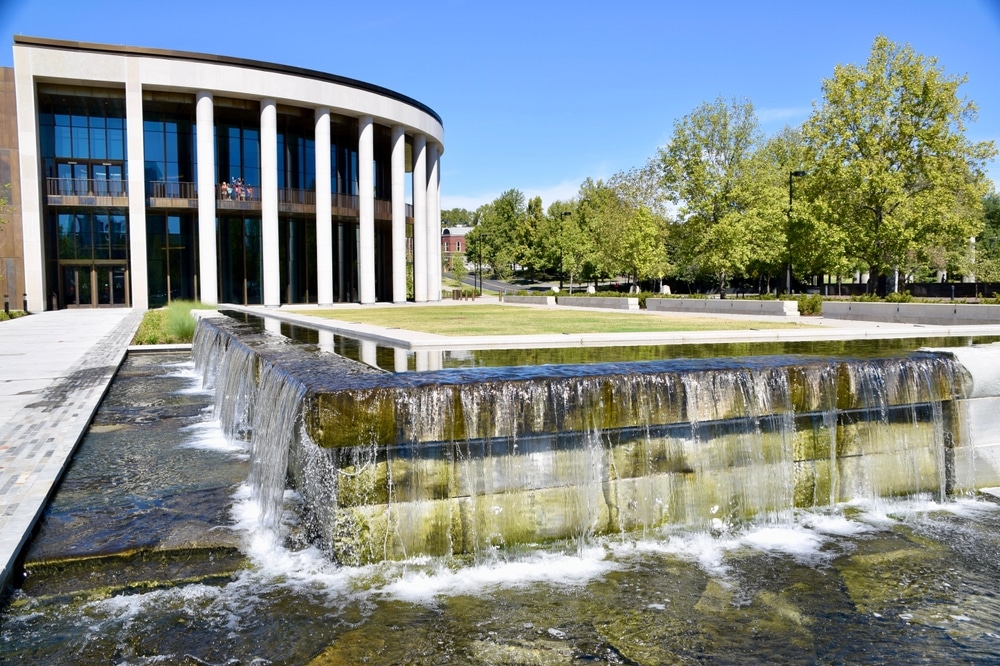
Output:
[{"xmin": 60, "ymin": 262, "xmax": 130, "ymax": 308}]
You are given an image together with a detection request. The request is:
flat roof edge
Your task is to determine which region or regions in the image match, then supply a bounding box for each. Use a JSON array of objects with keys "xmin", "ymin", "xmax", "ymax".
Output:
[{"xmin": 13, "ymin": 35, "xmax": 442, "ymax": 126}]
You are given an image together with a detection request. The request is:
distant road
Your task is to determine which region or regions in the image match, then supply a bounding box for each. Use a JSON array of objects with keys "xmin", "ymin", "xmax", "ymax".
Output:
[{"xmin": 449, "ymin": 273, "xmax": 548, "ymax": 295}]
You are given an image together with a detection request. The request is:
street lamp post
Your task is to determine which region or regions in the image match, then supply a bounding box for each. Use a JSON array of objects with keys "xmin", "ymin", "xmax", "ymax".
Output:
[
  {"xmin": 476, "ymin": 234, "xmax": 488, "ymax": 297},
  {"xmin": 559, "ymin": 210, "xmax": 571, "ymax": 292},
  {"xmin": 786, "ymin": 170, "xmax": 806, "ymax": 295}
]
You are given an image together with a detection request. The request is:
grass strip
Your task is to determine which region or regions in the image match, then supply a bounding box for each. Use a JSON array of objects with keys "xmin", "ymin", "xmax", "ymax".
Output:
[{"xmin": 300, "ymin": 304, "xmax": 814, "ymax": 336}]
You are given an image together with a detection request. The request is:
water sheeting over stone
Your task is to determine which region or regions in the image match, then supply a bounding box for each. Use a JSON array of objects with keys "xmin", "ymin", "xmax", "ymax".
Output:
[{"xmin": 193, "ymin": 313, "xmax": 998, "ymax": 565}]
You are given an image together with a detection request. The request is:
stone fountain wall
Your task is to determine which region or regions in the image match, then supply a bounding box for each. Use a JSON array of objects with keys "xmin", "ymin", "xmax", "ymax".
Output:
[{"xmin": 193, "ymin": 314, "xmax": 1000, "ymax": 565}]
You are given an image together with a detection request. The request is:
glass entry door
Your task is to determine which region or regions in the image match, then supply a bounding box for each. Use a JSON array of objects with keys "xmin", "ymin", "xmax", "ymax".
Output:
[{"xmin": 60, "ymin": 262, "xmax": 129, "ymax": 308}]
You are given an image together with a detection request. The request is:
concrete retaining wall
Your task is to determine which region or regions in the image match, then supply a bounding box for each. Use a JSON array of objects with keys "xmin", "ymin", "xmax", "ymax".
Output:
[
  {"xmin": 823, "ymin": 301, "xmax": 1000, "ymax": 325},
  {"xmin": 503, "ymin": 295, "xmax": 557, "ymax": 306},
  {"xmin": 647, "ymin": 298, "xmax": 800, "ymax": 317},
  {"xmin": 557, "ymin": 296, "xmax": 640, "ymax": 310}
]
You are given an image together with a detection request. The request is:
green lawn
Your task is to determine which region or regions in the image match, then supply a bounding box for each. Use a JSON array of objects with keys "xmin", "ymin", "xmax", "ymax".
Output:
[{"xmin": 300, "ymin": 304, "xmax": 814, "ymax": 336}]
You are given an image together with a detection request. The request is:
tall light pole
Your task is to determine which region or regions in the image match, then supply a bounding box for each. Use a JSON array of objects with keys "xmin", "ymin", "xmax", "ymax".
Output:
[
  {"xmin": 559, "ymin": 210, "xmax": 571, "ymax": 292},
  {"xmin": 787, "ymin": 170, "xmax": 806, "ymax": 295}
]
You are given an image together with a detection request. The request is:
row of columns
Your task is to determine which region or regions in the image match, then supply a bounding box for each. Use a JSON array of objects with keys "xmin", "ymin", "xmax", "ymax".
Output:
[{"xmin": 193, "ymin": 92, "xmax": 442, "ymax": 307}]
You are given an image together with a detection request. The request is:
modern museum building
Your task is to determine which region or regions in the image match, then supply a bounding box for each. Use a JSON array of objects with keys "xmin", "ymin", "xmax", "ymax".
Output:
[{"xmin": 0, "ymin": 36, "xmax": 445, "ymax": 311}]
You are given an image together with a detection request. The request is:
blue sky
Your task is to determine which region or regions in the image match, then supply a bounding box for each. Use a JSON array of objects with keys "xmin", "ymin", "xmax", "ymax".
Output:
[{"xmin": 2, "ymin": 0, "xmax": 998, "ymax": 211}]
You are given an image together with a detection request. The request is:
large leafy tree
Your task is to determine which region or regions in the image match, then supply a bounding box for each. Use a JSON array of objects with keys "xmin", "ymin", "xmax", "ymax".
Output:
[
  {"xmin": 537, "ymin": 200, "xmax": 593, "ymax": 292},
  {"xmin": 441, "ymin": 207, "xmax": 476, "ymax": 228},
  {"xmin": 606, "ymin": 168, "xmax": 670, "ymax": 288},
  {"xmin": 972, "ymin": 192, "xmax": 1000, "ymax": 285},
  {"xmin": 465, "ymin": 189, "xmax": 527, "ymax": 280},
  {"xmin": 758, "ymin": 127, "xmax": 849, "ymax": 290},
  {"xmin": 658, "ymin": 96, "xmax": 783, "ymax": 296},
  {"xmin": 802, "ymin": 35, "xmax": 996, "ymax": 293},
  {"xmin": 519, "ymin": 196, "xmax": 547, "ymax": 279}
]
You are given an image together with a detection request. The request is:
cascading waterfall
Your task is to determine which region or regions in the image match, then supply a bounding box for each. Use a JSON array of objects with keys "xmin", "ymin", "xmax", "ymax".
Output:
[
  {"xmin": 192, "ymin": 313, "xmax": 992, "ymax": 566},
  {"xmin": 193, "ymin": 316, "xmax": 307, "ymax": 532}
]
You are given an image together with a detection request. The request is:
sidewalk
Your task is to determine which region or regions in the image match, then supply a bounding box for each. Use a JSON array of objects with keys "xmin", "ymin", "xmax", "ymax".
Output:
[{"xmin": 0, "ymin": 308, "xmax": 143, "ymax": 591}]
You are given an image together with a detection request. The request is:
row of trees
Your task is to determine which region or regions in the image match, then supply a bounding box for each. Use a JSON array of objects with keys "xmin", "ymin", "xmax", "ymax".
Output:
[{"xmin": 448, "ymin": 36, "xmax": 997, "ymax": 296}]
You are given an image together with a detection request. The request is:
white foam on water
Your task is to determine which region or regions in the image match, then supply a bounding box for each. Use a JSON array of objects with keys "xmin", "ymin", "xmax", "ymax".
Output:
[
  {"xmin": 227, "ymin": 485, "xmax": 617, "ymax": 604},
  {"xmin": 622, "ymin": 532, "xmax": 734, "ymax": 577},
  {"xmin": 178, "ymin": 418, "xmax": 247, "ymax": 457},
  {"xmin": 614, "ymin": 508, "xmax": 886, "ymax": 576},
  {"xmin": 376, "ymin": 547, "xmax": 615, "ymax": 604},
  {"xmin": 165, "ymin": 360, "xmax": 213, "ymax": 395},
  {"xmin": 800, "ymin": 512, "xmax": 876, "ymax": 537},
  {"xmin": 740, "ymin": 526, "xmax": 829, "ymax": 564},
  {"xmin": 845, "ymin": 495, "xmax": 999, "ymax": 529}
]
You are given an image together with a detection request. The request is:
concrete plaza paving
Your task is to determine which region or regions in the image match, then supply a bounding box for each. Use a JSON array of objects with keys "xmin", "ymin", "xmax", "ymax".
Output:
[
  {"xmin": 3, "ymin": 301, "xmax": 1000, "ymax": 592},
  {"xmin": 0, "ymin": 308, "xmax": 142, "ymax": 591}
]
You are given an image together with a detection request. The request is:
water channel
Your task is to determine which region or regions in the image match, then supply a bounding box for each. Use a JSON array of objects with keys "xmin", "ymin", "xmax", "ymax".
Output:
[{"xmin": 3, "ymin": 318, "xmax": 1000, "ymax": 664}]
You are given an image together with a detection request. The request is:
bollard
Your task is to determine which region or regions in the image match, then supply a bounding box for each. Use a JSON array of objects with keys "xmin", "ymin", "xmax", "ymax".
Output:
[
  {"xmin": 951, "ymin": 285, "xmax": 955, "ymax": 302},
  {"xmin": 23, "ymin": 293, "xmax": 27, "ymax": 313},
  {"xmin": 4, "ymin": 295, "xmax": 8, "ymax": 315}
]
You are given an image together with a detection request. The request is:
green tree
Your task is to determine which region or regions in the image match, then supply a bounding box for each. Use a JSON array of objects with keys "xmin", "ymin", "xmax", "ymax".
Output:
[
  {"xmin": 606, "ymin": 168, "xmax": 670, "ymax": 288},
  {"xmin": 0, "ymin": 182, "xmax": 9, "ymax": 226},
  {"xmin": 465, "ymin": 189, "xmax": 527, "ymax": 280},
  {"xmin": 441, "ymin": 207, "xmax": 475, "ymax": 228},
  {"xmin": 520, "ymin": 196, "xmax": 547, "ymax": 279},
  {"xmin": 802, "ymin": 35, "xmax": 996, "ymax": 294},
  {"xmin": 972, "ymin": 192, "xmax": 1000, "ymax": 285},
  {"xmin": 758, "ymin": 127, "xmax": 847, "ymax": 292},
  {"xmin": 658, "ymin": 96, "xmax": 781, "ymax": 297},
  {"xmin": 539, "ymin": 200, "xmax": 593, "ymax": 292}
]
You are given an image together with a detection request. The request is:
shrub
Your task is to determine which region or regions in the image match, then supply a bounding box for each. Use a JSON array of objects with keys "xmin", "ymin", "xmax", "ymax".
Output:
[
  {"xmin": 884, "ymin": 290, "xmax": 913, "ymax": 303},
  {"xmin": 133, "ymin": 300, "xmax": 214, "ymax": 345},
  {"xmin": 797, "ymin": 294, "xmax": 823, "ymax": 316},
  {"xmin": 165, "ymin": 300, "xmax": 202, "ymax": 340},
  {"xmin": 132, "ymin": 308, "xmax": 168, "ymax": 345},
  {"xmin": 0, "ymin": 310, "xmax": 27, "ymax": 322}
]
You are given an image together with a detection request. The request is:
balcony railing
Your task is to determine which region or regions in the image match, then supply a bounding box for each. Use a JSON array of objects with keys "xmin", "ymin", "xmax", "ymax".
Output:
[
  {"xmin": 149, "ymin": 181, "xmax": 197, "ymax": 199},
  {"xmin": 53, "ymin": 178, "xmax": 413, "ymax": 220},
  {"xmin": 47, "ymin": 177, "xmax": 127, "ymax": 200},
  {"xmin": 279, "ymin": 188, "xmax": 315, "ymax": 206}
]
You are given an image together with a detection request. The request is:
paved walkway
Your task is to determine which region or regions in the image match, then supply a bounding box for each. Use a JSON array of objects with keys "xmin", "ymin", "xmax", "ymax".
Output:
[{"xmin": 0, "ymin": 308, "xmax": 142, "ymax": 591}]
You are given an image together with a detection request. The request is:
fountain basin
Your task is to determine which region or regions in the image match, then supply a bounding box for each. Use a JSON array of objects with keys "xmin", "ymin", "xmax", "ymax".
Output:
[{"xmin": 194, "ymin": 314, "xmax": 1000, "ymax": 565}]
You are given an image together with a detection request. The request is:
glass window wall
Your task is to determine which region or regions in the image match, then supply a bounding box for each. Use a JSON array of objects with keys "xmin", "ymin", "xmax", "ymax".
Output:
[
  {"xmin": 215, "ymin": 106, "xmax": 262, "ymax": 195},
  {"xmin": 146, "ymin": 214, "xmax": 198, "ymax": 307},
  {"xmin": 38, "ymin": 89, "xmax": 127, "ymax": 190},
  {"xmin": 144, "ymin": 104, "xmax": 195, "ymax": 196},
  {"xmin": 217, "ymin": 215, "xmax": 263, "ymax": 305},
  {"xmin": 279, "ymin": 217, "xmax": 317, "ymax": 304}
]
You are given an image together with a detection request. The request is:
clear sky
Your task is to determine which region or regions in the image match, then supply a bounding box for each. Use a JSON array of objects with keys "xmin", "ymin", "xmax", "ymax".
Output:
[{"xmin": 1, "ymin": 0, "xmax": 998, "ymax": 211}]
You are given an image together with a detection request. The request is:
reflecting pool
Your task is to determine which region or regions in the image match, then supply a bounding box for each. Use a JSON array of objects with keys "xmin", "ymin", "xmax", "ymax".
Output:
[{"xmin": 3, "ymin": 350, "xmax": 1000, "ymax": 664}]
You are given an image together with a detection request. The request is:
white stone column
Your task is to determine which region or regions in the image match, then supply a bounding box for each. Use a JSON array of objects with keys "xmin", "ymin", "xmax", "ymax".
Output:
[
  {"xmin": 358, "ymin": 116, "xmax": 376, "ymax": 304},
  {"xmin": 391, "ymin": 125, "xmax": 407, "ymax": 302},
  {"xmin": 394, "ymin": 347, "xmax": 408, "ymax": 372},
  {"xmin": 196, "ymin": 91, "xmax": 218, "ymax": 305},
  {"xmin": 261, "ymin": 99, "xmax": 279, "ymax": 307},
  {"xmin": 315, "ymin": 107, "xmax": 333, "ymax": 305},
  {"xmin": 124, "ymin": 65, "xmax": 148, "ymax": 309},
  {"xmin": 412, "ymin": 134, "xmax": 427, "ymax": 303},
  {"xmin": 361, "ymin": 339, "xmax": 377, "ymax": 368},
  {"xmin": 12, "ymin": 48, "xmax": 45, "ymax": 309},
  {"xmin": 426, "ymin": 142, "xmax": 441, "ymax": 301},
  {"xmin": 434, "ymin": 147, "xmax": 443, "ymax": 300}
]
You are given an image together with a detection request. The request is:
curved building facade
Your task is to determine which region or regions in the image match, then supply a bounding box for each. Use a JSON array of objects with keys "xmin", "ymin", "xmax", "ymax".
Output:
[{"xmin": 7, "ymin": 36, "xmax": 444, "ymax": 310}]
